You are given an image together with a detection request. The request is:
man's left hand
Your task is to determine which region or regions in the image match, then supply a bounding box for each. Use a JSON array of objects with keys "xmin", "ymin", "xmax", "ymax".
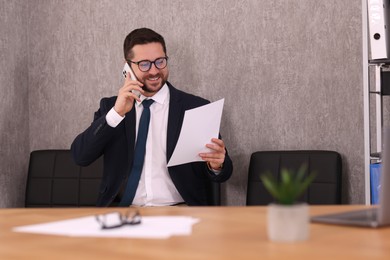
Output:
[{"xmin": 199, "ymin": 138, "xmax": 226, "ymax": 170}]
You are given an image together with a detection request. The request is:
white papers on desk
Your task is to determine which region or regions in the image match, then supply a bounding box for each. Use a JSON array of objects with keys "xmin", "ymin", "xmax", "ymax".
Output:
[
  {"xmin": 167, "ymin": 98, "xmax": 224, "ymax": 167},
  {"xmin": 13, "ymin": 216, "xmax": 199, "ymax": 239}
]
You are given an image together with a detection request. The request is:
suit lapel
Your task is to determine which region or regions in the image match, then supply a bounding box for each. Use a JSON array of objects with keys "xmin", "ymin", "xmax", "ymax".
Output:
[{"xmin": 167, "ymin": 83, "xmax": 185, "ymax": 162}]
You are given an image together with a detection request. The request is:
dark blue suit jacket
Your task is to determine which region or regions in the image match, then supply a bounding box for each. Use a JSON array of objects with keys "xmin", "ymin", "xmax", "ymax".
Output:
[{"xmin": 71, "ymin": 82, "xmax": 233, "ymax": 206}]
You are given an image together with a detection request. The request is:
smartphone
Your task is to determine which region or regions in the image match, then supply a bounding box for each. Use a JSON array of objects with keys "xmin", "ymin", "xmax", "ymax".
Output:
[{"xmin": 122, "ymin": 63, "xmax": 141, "ymax": 98}]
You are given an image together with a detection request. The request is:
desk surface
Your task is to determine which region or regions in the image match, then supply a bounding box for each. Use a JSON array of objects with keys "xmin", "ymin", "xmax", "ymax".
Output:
[{"xmin": 0, "ymin": 206, "xmax": 389, "ymax": 259}]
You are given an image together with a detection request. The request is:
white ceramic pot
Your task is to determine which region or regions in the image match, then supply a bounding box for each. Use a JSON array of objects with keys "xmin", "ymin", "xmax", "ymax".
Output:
[{"xmin": 267, "ymin": 203, "xmax": 309, "ymax": 242}]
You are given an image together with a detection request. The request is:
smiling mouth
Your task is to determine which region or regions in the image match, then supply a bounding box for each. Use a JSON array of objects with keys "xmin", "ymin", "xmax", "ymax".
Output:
[{"xmin": 147, "ymin": 75, "xmax": 160, "ymax": 81}]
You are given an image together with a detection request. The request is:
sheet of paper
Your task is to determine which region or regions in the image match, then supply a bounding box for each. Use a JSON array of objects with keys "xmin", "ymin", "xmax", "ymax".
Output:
[
  {"xmin": 167, "ymin": 98, "xmax": 224, "ymax": 167},
  {"xmin": 13, "ymin": 216, "xmax": 200, "ymax": 239}
]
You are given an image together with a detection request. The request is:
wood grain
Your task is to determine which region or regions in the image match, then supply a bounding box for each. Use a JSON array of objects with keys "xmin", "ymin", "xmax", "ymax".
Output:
[{"xmin": 0, "ymin": 206, "xmax": 389, "ymax": 259}]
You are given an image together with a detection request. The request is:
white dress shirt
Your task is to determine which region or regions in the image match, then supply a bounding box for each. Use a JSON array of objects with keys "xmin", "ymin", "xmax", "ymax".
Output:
[{"xmin": 106, "ymin": 84, "xmax": 184, "ymax": 206}]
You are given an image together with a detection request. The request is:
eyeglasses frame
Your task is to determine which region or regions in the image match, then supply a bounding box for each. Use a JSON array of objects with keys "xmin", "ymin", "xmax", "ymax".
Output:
[
  {"xmin": 126, "ymin": 56, "xmax": 169, "ymax": 72},
  {"xmin": 95, "ymin": 210, "xmax": 142, "ymax": 230}
]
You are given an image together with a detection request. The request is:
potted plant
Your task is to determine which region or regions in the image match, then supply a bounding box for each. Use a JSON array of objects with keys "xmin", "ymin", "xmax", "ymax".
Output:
[{"xmin": 260, "ymin": 164, "xmax": 316, "ymax": 242}]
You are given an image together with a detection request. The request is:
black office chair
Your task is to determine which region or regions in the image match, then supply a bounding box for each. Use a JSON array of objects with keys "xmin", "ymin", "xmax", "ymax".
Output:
[
  {"xmin": 25, "ymin": 150, "xmax": 103, "ymax": 207},
  {"xmin": 246, "ymin": 150, "xmax": 342, "ymax": 205}
]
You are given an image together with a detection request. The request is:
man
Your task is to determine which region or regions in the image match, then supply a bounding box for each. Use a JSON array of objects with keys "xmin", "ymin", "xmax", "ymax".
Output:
[{"xmin": 71, "ymin": 28, "xmax": 233, "ymax": 207}]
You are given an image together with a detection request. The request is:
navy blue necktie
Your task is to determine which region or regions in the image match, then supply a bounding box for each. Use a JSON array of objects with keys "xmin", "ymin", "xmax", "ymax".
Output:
[{"xmin": 119, "ymin": 99, "xmax": 154, "ymax": 206}]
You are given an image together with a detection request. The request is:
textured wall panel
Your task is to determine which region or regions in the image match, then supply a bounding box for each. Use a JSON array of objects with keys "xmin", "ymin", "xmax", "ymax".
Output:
[
  {"xmin": 0, "ymin": 0, "xmax": 29, "ymax": 207},
  {"xmin": 1, "ymin": 0, "xmax": 364, "ymax": 206}
]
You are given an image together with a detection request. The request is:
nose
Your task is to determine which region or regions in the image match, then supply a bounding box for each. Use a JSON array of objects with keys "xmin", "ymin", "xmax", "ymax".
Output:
[{"xmin": 148, "ymin": 63, "xmax": 160, "ymax": 74}]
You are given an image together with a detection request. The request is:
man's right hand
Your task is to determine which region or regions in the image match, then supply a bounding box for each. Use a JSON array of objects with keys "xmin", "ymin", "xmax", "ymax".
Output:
[{"xmin": 114, "ymin": 72, "xmax": 144, "ymax": 116}]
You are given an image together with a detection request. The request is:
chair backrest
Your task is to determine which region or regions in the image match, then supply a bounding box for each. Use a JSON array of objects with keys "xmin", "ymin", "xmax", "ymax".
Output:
[
  {"xmin": 25, "ymin": 150, "xmax": 220, "ymax": 207},
  {"xmin": 25, "ymin": 150, "xmax": 103, "ymax": 207},
  {"xmin": 246, "ymin": 150, "xmax": 342, "ymax": 205}
]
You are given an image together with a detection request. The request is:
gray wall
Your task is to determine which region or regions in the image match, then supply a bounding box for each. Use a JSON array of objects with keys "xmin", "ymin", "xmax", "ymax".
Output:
[
  {"xmin": 0, "ymin": 0, "xmax": 29, "ymax": 207},
  {"xmin": 1, "ymin": 0, "xmax": 364, "ymax": 207}
]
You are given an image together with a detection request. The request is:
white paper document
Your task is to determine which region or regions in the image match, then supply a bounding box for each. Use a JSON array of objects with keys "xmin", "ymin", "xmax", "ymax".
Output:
[
  {"xmin": 13, "ymin": 215, "xmax": 200, "ymax": 239},
  {"xmin": 167, "ymin": 98, "xmax": 224, "ymax": 167}
]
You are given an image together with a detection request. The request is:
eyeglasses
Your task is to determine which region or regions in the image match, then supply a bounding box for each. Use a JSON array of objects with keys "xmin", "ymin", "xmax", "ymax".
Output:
[
  {"xmin": 127, "ymin": 57, "xmax": 168, "ymax": 72},
  {"xmin": 95, "ymin": 210, "xmax": 142, "ymax": 229}
]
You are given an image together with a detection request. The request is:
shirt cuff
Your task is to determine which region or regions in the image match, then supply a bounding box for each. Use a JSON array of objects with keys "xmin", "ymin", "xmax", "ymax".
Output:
[
  {"xmin": 207, "ymin": 162, "xmax": 222, "ymax": 175},
  {"xmin": 106, "ymin": 107, "xmax": 125, "ymax": 127}
]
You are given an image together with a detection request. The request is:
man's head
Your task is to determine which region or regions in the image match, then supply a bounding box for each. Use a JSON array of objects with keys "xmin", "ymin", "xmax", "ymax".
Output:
[{"xmin": 124, "ymin": 28, "xmax": 169, "ymax": 96}]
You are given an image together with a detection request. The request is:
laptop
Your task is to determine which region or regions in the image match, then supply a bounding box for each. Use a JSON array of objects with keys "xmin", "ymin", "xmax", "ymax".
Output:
[{"xmin": 311, "ymin": 129, "xmax": 390, "ymax": 228}]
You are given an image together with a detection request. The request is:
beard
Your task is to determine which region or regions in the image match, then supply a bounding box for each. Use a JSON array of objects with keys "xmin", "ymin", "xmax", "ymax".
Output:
[
  {"xmin": 140, "ymin": 71, "xmax": 168, "ymax": 94},
  {"xmin": 142, "ymin": 79, "xmax": 167, "ymax": 93}
]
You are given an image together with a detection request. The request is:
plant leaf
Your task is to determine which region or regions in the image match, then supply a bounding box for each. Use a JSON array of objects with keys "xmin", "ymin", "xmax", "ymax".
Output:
[
  {"xmin": 259, "ymin": 163, "xmax": 317, "ymax": 205},
  {"xmin": 260, "ymin": 172, "xmax": 281, "ymax": 201},
  {"xmin": 295, "ymin": 171, "xmax": 317, "ymax": 199},
  {"xmin": 295, "ymin": 163, "xmax": 308, "ymax": 182}
]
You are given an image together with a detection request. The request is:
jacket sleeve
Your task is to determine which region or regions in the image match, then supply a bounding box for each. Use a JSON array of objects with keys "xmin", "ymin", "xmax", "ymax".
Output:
[{"xmin": 70, "ymin": 97, "xmax": 117, "ymax": 166}]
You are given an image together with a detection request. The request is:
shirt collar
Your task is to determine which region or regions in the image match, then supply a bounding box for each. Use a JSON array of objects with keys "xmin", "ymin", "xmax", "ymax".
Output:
[{"xmin": 136, "ymin": 83, "xmax": 169, "ymax": 107}]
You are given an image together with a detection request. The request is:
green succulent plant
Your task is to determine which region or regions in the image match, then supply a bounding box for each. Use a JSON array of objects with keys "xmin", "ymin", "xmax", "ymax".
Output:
[{"xmin": 260, "ymin": 164, "xmax": 316, "ymax": 205}]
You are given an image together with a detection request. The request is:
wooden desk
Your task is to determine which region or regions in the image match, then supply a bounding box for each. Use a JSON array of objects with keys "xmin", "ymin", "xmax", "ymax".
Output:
[{"xmin": 0, "ymin": 206, "xmax": 389, "ymax": 259}]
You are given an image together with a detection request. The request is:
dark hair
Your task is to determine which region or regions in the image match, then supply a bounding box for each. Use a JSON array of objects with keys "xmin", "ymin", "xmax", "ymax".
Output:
[{"xmin": 123, "ymin": 28, "xmax": 167, "ymax": 60}]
